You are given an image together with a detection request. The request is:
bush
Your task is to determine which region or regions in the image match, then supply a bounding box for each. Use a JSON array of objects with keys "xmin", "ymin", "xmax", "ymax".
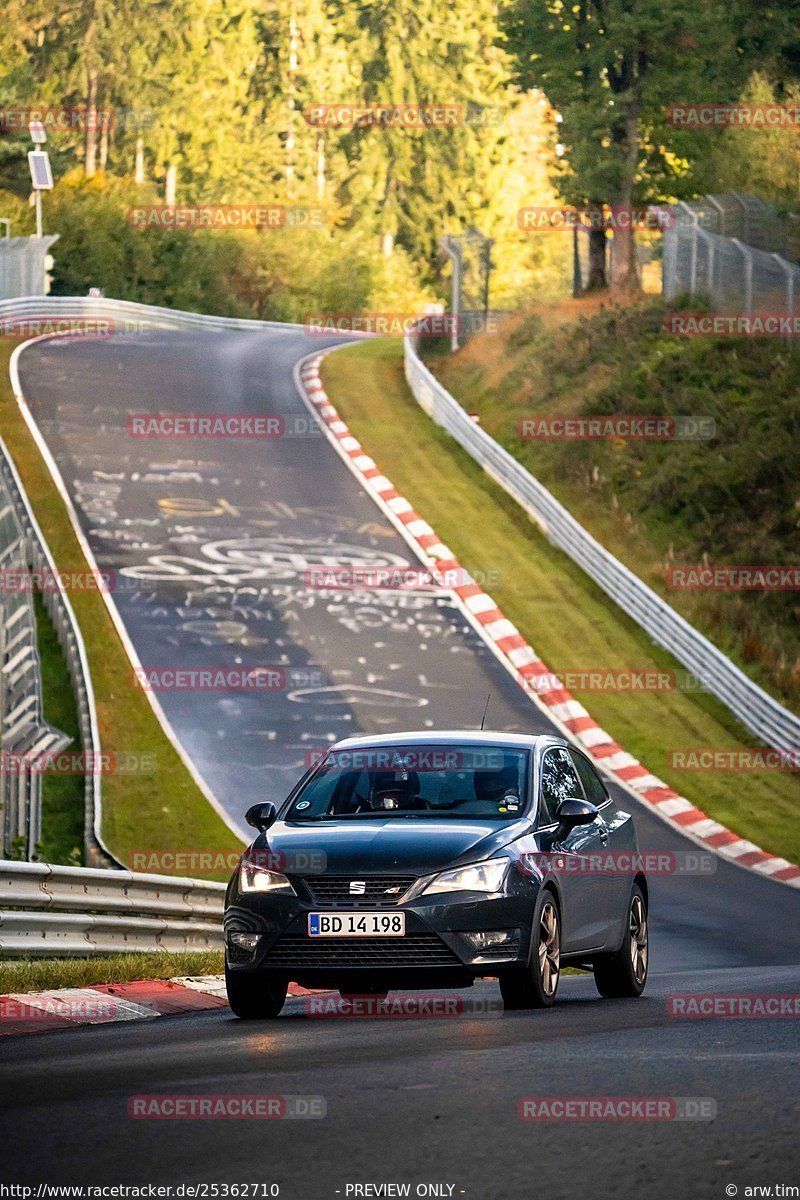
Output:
[{"xmin": 44, "ymin": 174, "xmax": 439, "ymax": 321}]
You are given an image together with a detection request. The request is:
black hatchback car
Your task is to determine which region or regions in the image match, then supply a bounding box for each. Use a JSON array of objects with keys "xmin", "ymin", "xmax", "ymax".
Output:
[{"xmin": 224, "ymin": 731, "xmax": 649, "ymax": 1017}]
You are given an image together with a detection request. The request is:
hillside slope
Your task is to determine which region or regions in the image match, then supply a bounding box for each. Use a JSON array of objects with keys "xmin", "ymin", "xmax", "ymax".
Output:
[{"xmin": 432, "ymin": 299, "xmax": 800, "ymax": 713}]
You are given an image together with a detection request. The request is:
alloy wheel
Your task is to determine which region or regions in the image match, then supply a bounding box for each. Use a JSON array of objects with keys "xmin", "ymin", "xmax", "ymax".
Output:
[
  {"xmin": 538, "ymin": 899, "xmax": 560, "ymax": 997},
  {"xmin": 629, "ymin": 894, "xmax": 648, "ymax": 985}
]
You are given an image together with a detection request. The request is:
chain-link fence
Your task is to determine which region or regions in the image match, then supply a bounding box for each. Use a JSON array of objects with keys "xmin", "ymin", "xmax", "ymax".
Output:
[
  {"xmin": 662, "ymin": 193, "xmax": 800, "ymax": 313},
  {"xmin": 438, "ymin": 229, "xmax": 497, "ymax": 347},
  {"xmin": 0, "ymin": 236, "xmax": 59, "ymax": 301},
  {"xmin": 686, "ymin": 192, "xmax": 800, "ymax": 260}
]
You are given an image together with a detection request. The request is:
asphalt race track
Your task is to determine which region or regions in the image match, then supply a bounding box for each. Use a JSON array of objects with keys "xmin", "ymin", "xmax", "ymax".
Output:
[
  {"xmin": 5, "ymin": 327, "xmax": 800, "ymax": 1197},
  {"xmin": 18, "ymin": 327, "xmax": 565, "ymax": 837}
]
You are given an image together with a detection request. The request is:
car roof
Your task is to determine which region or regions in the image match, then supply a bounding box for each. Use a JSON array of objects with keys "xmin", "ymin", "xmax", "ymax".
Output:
[{"xmin": 330, "ymin": 730, "xmax": 566, "ymax": 752}]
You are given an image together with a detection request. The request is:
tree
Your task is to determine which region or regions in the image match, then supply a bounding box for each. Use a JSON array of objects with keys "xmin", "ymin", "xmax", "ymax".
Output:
[
  {"xmin": 700, "ymin": 72, "xmax": 800, "ymax": 208},
  {"xmin": 503, "ymin": 0, "xmax": 797, "ymax": 294}
]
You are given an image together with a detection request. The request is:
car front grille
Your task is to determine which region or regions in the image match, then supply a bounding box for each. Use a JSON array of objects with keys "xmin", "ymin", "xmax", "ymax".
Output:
[
  {"xmin": 301, "ymin": 875, "xmax": 418, "ymax": 908},
  {"xmin": 263, "ymin": 932, "xmax": 461, "ymax": 969}
]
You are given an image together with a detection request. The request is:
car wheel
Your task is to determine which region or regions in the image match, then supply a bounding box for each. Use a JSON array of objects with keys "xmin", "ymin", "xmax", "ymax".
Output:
[
  {"xmin": 499, "ymin": 891, "xmax": 560, "ymax": 1010},
  {"xmin": 593, "ymin": 884, "xmax": 648, "ymax": 998},
  {"xmin": 225, "ymin": 964, "xmax": 287, "ymax": 1018}
]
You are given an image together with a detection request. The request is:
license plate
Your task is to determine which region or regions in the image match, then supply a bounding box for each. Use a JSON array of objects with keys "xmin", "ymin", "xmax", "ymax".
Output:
[{"xmin": 308, "ymin": 912, "xmax": 405, "ymax": 937}]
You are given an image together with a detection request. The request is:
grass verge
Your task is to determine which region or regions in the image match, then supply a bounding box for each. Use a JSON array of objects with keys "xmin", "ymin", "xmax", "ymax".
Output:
[
  {"xmin": 34, "ymin": 591, "xmax": 85, "ymax": 865},
  {"xmin": 321, "ymin": 337, "xmax": 800, "ymax": 865},
  {"xmin": 0, "ymin": 339, "xmax": 242, "ymax": 875},
  {"xmin": 0, "ymin": 951, "xmax": 223, "ymax": 994}
]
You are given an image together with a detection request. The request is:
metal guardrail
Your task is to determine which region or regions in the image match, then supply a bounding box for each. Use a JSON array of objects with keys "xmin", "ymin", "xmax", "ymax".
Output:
[
  {"xmin": 0, "ymin": 294, "xmax": 309, "ymax": 335},
  {"xmin": 0, "ymin": 443, "xmax": 72, "ymax": 860},
  {"xmin": 0, "ymin": 439, "xmax": 112, "ymax": 866},
  {"xmin": 0, "ymin": 859, "xmax": 225, "ymax": 954},
  {"xmin": 403, "ymin": 331, "xmax": 800, "ymax": 753}
]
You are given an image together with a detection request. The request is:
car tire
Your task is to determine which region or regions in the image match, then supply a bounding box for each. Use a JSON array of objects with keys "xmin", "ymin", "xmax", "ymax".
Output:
[
  {"xmin": 593, "ymin": 884, "xmax": 648, "ymax": 998},
  {"xmin": 499, "ymin": 890, "xmax": 560, "ymax": 1010},
  {"xmin": 225, "ymin": 964, "xmax": 288, "ymax": 1018}
]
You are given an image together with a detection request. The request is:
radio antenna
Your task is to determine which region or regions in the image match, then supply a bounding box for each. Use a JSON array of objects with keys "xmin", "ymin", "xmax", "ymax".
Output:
[{"xmin": 480, "ymin": 693, "xmax": 491, "ymax": 730}]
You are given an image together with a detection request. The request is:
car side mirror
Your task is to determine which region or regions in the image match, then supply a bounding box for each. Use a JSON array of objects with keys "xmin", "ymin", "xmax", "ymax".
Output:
[
  {"xmin": 555, "ymin": 797, "xmax": 599, "ymax": 832},
  {"xmin": 245, "ymin": 802, "xmax": 278, "ymax": 833}
]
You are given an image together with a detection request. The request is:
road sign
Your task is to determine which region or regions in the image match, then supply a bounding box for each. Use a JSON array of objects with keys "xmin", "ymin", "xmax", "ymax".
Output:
[{"xmin": 28, "ymin": 121, "xmax": 47, "ymax": 144}]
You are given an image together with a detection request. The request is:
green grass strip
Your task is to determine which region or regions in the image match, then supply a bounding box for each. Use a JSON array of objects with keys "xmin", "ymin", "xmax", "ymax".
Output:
[{"xmin": 0, "ymin": 951, "xmax": 223, "ymax": 994}]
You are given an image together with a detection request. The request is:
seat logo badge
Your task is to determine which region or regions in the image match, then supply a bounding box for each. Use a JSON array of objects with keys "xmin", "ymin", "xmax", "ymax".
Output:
[{"xmin": 349, "ymin": 881, "xmax": 366, "ymax": 895}]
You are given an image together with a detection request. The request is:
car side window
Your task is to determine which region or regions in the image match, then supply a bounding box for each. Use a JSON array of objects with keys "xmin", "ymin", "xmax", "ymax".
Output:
[
  {"xmin": 539, "ymin": 748, "xmax": 582, "ymax": 824},
  {"xmin": 570, "ymin": 751, "xmax": 609, "ymax": 807}
]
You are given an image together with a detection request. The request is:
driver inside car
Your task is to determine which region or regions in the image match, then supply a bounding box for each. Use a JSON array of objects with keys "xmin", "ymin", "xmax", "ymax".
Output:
[
  {"xmin": 474, "ymin": 762, "xmax": 522, "ymax": 813},
  {"xmin": 360, "ymin": 768, "xmax": 426, "ymax": 812}
]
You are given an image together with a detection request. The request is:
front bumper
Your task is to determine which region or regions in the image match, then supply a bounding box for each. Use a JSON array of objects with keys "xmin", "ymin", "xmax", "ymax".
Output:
[{"xmin": 225, "ymin": 885, "xmax": 536, "ymax": 988}]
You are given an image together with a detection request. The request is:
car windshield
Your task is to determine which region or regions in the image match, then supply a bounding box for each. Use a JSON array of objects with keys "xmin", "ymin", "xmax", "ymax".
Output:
[{"xmin": 285, "ymin": 744, "xmax": 529, "ymax": 821}]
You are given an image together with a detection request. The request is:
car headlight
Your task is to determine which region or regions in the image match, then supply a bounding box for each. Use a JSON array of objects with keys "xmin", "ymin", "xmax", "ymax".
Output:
[
  {"xmin": 422, "ymin": 857, "xmax": 510, "ymax": 897},
  {"xmin": 239, "ymin": 861, "xmax": 295, "ymax": 894}
]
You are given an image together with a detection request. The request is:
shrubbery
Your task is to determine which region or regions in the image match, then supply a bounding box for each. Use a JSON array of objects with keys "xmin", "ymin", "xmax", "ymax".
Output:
[{"xmin": 24, "ymin": 174, "xmax": 437, "ymax": 320}]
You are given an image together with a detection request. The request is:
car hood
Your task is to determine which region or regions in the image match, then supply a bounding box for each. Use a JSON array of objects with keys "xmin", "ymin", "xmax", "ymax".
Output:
[{"xmin": 255, "ymin": 817, "xmax": 529, "ymax": 877}]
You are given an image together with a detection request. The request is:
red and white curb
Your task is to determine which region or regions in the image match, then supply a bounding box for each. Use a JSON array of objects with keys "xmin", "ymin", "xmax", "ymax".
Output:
[
  {"xmin": 296, "ymin": 353, "xmax": 800, "ymax": 888},
  {"xmin": 0, "ymin": 977, "xmax": 326, "ymax": 1036}
]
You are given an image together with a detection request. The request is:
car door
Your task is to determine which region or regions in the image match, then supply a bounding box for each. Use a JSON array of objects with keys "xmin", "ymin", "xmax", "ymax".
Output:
[
  {"xmin": 568, "ymin": 748, "xmax": 626, "ymax": 948},
  {"xmin": 536, "ymin": 747, "xmax": 612, "ymax": 953}
]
